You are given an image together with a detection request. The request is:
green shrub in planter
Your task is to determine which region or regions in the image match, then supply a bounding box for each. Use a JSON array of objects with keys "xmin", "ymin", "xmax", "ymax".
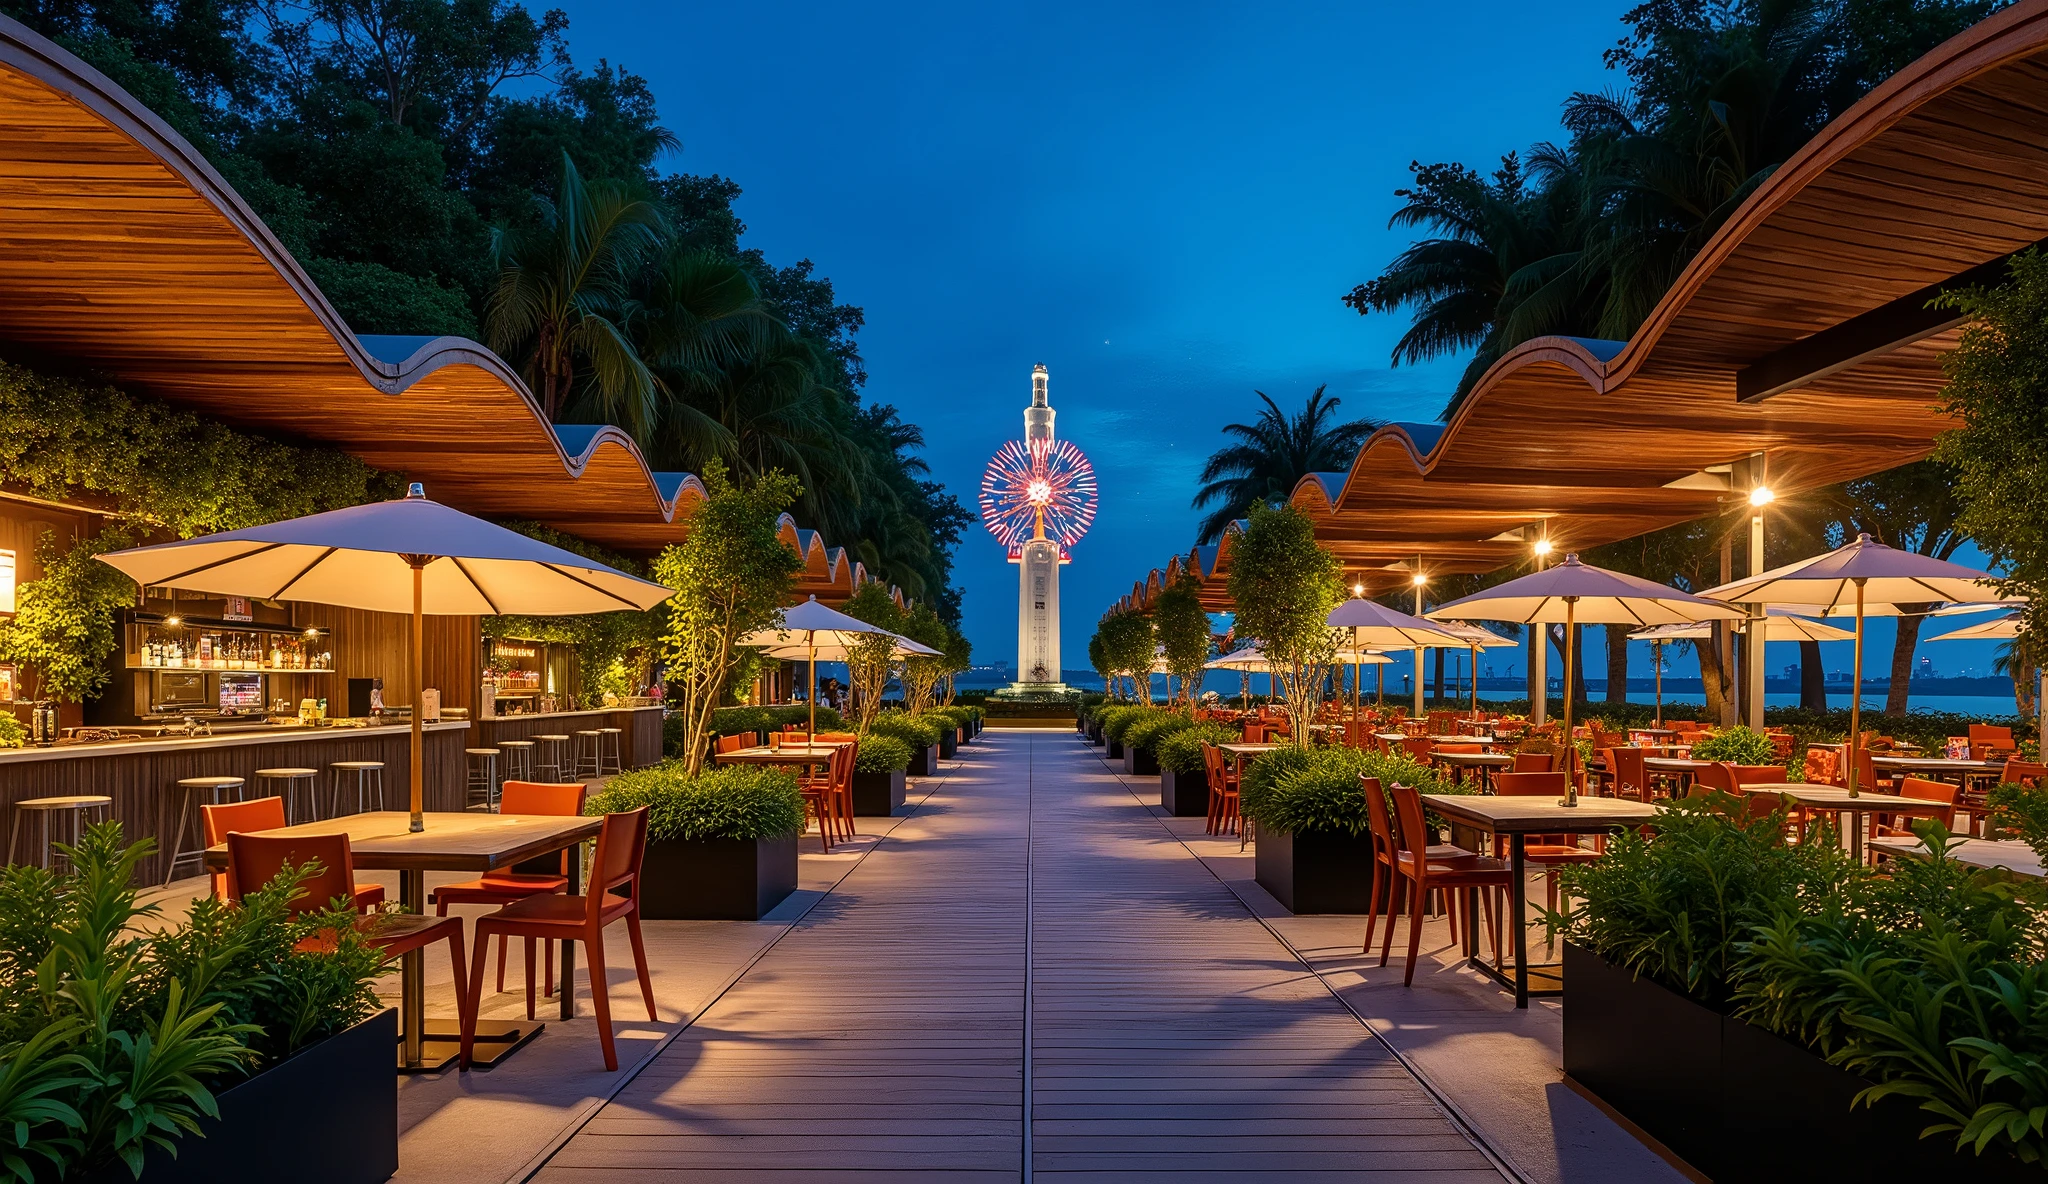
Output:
[
  {"xmin": 1689, "ymin": 725, "xmax": 1778, "ymax": 766},
  {"xmin": 1155, "ymin": 724, "xmax": 1239, "ymax": 775},
  {"xmin": 766, "ymin": 704, "xmax": 845, "ymax": 732},
  {"xmin": 854, "ymin": 735, "xmax": 914, "ymax": 773},
  {"xmin": 1100, "ymin": 705, "xmax": 1160, "ymax": 746},
  {"xmin": 1124, "ymin": 711, "xmax": 1195, "ymax": 753},
  {"xmin": 1240, "ymin": 746, "xmax": 1469, "ymax": 837},
  {"xmin": 585, "ymin": 762, "xmax": 805, "ymax": 840},
  {"xmin": 920, "ymin": 708, "xmax": 966, "ymax": 735},
  {"xmin": 869, "ymin": 711, "xmax": 941, "ymax": 749},
  {"xmin": 711, "ymin": 706, "xmax": 771, "ymax": 737}
]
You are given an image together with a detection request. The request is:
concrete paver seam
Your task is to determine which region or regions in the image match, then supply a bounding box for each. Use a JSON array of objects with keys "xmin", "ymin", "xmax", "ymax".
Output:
[
  {"xmin": 1082, "ymin": 740, "xmax": 1525, "ymax": 1184},
  {"xmin": 511, "ymin": 754, "xmax": 980, "ymax": 1184},
  {"xmin": 1022, "ymin": 734, "xmax": 1035, "ymax": 1183}
]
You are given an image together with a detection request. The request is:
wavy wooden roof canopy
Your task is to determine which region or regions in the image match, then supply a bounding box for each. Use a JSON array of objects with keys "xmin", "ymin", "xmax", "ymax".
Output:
[
  {"xmin": 0, "ymin": 17, "xmax": 889, "ymax": 606},
  {"xmin": 1115, "ymin": 0, "xmax": 2048, "ymax": 618}
]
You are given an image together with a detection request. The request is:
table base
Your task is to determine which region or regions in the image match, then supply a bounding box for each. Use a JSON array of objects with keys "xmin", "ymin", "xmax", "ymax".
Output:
[
  {"xmin": 429, "ymin": 1017, "xmax": 546, "ymax": 1070},
  {"xmin": 1465, "ymin": 952, "xmax": 1564, "ymax": 999}
]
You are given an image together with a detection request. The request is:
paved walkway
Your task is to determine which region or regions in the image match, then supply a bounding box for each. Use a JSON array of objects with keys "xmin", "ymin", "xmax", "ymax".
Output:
[{"xmin": 537, "ymin": 731, "xmax": 1505, "ymax": 1180}]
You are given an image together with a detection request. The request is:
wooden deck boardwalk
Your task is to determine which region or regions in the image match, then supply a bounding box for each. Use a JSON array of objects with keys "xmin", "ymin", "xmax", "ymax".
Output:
[{"xmin": 535, "ymin": 732, "xmax": 1504, "ymax": 1180}]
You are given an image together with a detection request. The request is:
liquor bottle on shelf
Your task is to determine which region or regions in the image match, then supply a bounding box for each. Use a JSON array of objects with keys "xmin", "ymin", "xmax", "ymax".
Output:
[{"xmin": 270, "ymin": 639, "xmax": 283, "ymax": 669}]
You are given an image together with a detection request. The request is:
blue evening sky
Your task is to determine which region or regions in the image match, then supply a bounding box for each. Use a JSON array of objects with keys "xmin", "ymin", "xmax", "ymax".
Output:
[{"xmin": 554, "ymin": 0, "xmax": 2018, "ymax": 704}]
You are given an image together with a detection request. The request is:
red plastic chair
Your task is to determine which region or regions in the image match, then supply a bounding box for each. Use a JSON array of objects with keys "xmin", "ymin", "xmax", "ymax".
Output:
[
  {"xmin": 461, "ymin": 806, "xmax": 656, "ymax": 1071},
  {"xmin": 1382, "ymin": 782, "xmax": 1508, "ymax": 985},
  {"xmin": 225, "ymin": 829, "xmax": 469, "ymax": 1036},
  {"xmin": 430, "ymin": 781, "xmax": 586, "ymax": 1010},
  {"xmin": 203, "ymin": 796, "xmax": 383, "ymax": 912}
]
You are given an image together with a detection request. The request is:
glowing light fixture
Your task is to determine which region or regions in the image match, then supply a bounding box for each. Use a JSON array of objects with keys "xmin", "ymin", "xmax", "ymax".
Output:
[
  {"xmin": 1532, "ymin": 538, "xmax": 1553, "ymax": 557},
  {"xmin": 1352, "ymin": 582, "xmax": 1364, "ymax": 596},
  {"xmin": 1411, "ymin": 572, "xmax": 1428, "ymax": 587},
  {"xmin": 1749, "ymin": 485, "xmax": 1775, "ymax": 507}
]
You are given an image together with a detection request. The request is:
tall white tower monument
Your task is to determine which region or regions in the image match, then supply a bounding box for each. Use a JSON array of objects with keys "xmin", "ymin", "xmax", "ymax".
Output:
[{"xmin": 979, "ymin": 365, "xmax": 1098, "ymax": 695}]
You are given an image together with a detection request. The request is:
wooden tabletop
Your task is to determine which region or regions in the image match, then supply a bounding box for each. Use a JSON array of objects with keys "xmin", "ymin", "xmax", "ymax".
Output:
[
  {"xmin": 1735, "ymin": 783, "xmax": 1954, "ymax": 813},
  {"xmin": 1373, "ymin": 733, "xmax": 1408, "ymax": 743},
  {"xmin": 1421, "ymin": 793, "xmax": 1658, "ymax": 834},
  {"xmin": 202, "ymin": 811, "xmax": 602, "ymax": 872},
  {"xmin": 717, "ymin": 745, "xmax": 843, "ymax": 765},
  {"xmin": 1218, "ymin": 743, "xmax": 1284, "ymax": 756},
  {"xmin": 1644, "ymin": 757, "xmax": 1710, "ymax": 770},
  {"xmin": 1433, "ymin": 751, "xmax": 1512, "ymax": 767},
  {"xmin": 1630, "ymin": 727, "xmax": 1680, "ymax": 738},
  {"xmin": 1869, "ymin": 755, "xmax": 2001, "ymax": 772},
  {"xmin": 1867, "ymin": 835, "xmax": 2043, "ymax": 878}
]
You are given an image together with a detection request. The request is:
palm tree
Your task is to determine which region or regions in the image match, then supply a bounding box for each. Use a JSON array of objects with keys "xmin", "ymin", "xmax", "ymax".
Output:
[
  {"xmin": 1191, "ymin": 386, "xmax": 1378, "ymax": 544},
  {"xmin": 485, "ymin": 152, "xmax": 666, "ymax": 432},
  {"xmin": 636, "ymin": 245, "xmax": 786, "ymax": 463}
]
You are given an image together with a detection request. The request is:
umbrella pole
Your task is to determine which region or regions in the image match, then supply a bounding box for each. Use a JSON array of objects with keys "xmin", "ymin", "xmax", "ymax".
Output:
[
  {"xmin": 809, "ymin": 640, "xmax": 817, "ymax": 738},
  {"xmin": 1654, "ymin": 641, "xmax": 1664, "ymax": 728},
  {"xmin": 1470, "ymin": 644, "xmax": 1479, "ymax": 721},
  {"xmin": 1562, "ymin": 599, "xmax": 1578, "ymax": 806},
  {"xmin": 1352, "ymin": 627, "xmax": 1361, "ymax": 740},
  {"xmin": 1848, "ymin": 580, "xmax": 1865, "ymax": 799},
  {"xmin": 409, "ymin": 560, "xmax": 425, "ymax": 833}
]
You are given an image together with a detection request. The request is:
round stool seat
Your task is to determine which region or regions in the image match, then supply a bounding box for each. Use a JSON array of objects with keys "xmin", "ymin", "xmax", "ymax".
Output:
[
  {"xmin": 254, "ymin": 767, "xmax": 318, "ymax": 778},
  {"xmin": 178, "ymin": 776, "xmax": 245, "ymax": 789},
  {"xmin": 466, "ymin": 747, "xmax": 501, "ymax": 756},
  {"xmin": 499, "ymin": 739, "xmax": 535, "ymax": 748},
  {"xmin": 18, "ymin": 795, "xmax": 112, "ymax": 809},
  {"xmin": 332, "ymin": 760, "xmax": 385, "ymax": 771},
  {"xmin": 535, "ymin": 733, "xmax": 570, "ymax": 742},
  {"xmin": 596, "ymin": 727, "xmax": 622, "ymax": 734},
  {"xmin": 12, "ymin": 796, "xmax": 114, "ymax": 872},
  {"xmin": 573, "ymin": 730, "xmax": 601, "ymax": 737}
]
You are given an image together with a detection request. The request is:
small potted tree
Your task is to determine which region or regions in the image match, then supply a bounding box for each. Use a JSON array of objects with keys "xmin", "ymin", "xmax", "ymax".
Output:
[
  {"xmin": 1243, "ymin": 747, "xmax": 1468, "ymax": 914},
  {"xmin": 587, "ymin": 762, "xmax": 805, "ymax": 919},
  {"xmin": 870, "ymin": 712, "xmax": 942, "ymax": 775}
]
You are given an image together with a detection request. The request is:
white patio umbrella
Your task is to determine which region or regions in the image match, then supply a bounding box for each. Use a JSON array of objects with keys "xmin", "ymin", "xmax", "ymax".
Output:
[
  {"xmin": 1702, "ymin": 533, "xmax": 2006, "ymax": 795},
  {"xmin": 1206, "ymin": 644, "xmax": 1270, "ymax": 709},
  {"xmin": 97, "ymin": 484, "xmax": 672, "ymax": 831},
  {"xmin": 1628, "ymin": 611, "xmax": 1855, "ymax": 724},
  {"xmin": 1430, "ymin": 554, "xmax": 1742, "ymax": 805},
  {"xmin": 741, "ymin": 596, "xmax": 934, "ymax": 734},
  {"xmin": 1326, "ymin": 598, "xmax": 1467, "ymax": 729},
  {"xmin": 1927, "ymin": 613, "xmax": 2020, "ymax": 641},
  {"xmin": 1432, "ymin": 619, "xmax": 1518, "ymax": 721}
]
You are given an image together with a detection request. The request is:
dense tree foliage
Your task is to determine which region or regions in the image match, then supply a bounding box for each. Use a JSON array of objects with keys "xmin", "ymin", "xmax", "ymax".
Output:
[
  {"xmin": 1190, "ymin": 386, "xmax": 1378, "ymax": 544},
  {"xmin": 3, "ymin": 0, "xmax": 968, "ymax": 618},
  {"xmin": 1346, "ymin": 0, "xmax": 2001, "ymax": 416}
]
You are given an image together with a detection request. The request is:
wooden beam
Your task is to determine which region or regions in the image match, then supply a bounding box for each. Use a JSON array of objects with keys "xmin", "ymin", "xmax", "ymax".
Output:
[{"xmin": 1735, "ymin": 239, "xmax": 2047, "ymax": 403}]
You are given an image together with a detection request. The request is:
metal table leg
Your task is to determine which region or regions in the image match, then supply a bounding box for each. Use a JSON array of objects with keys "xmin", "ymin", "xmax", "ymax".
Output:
[
  {"xmin": 561, "ymin": 840, "xmax": 582, "ymax": 1020},
  {"xmin": 1510, "ymin": 834, "xmax": 1529, "ymax": 1009}
]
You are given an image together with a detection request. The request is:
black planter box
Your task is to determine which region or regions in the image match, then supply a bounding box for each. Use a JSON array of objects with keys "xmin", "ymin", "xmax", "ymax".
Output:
[
  {"xmin": 851, "ymin": 768, "xmax": 906, "ymax": 815},
  {"xmin": 639, "ymin": 833, "xmax": 798, "ymax": 920},
  {"xmin": 87, "ymin": 1009, "xmax": 397, "ymax": 1184},
  {"xmin": 1107, "ymin": 738, "xmax": 1124, "ymax": 760},
  {"xmin": 910, "ymin": 743, "xmax": 937, "ymax": 775},
  {"xmin": 1254, "ymin": 828, "xmax": 1372, "ymax": 914},
  {"xmin": 1159, "ymin": 766, "xmax": 1209, "ymax": 816},
  {"xmin": 939, "ymin": 730, "xmax": 957, "ymax": 759},
  {"xmin": 1088, "ymin": 721, "xmax": 1104, "ymax": 744},
  {"xmin": 1121, "ymin": 745, "xmax": 1159, "ymax": 776},
  {"xmin": 1564, "ymin": 943, "xmax": 2035, "ymax": 1181}
]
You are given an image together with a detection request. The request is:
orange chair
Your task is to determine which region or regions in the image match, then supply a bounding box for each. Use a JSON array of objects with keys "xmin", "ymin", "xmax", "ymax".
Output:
[
  {"xmin": 798, "ymin": 743, "xmax": 855, "ymax": 848},
  {"xmin": 1202, "ymin": 744, "xmax": 1243, "ymax": 838},
  {"xmin": 1607, "ymin": 747, "xmax": 1649, "ymax": 801},
  {"xmin": 1873, "ymin": 776, "xmax": 1957, "ymax": 842},
  {"xmin": 225, "ymin": 829, "xmax": 469, "ymax": 1035},
  {"xmin": 1361, "ymin": 775, "xmax": 1481, "ymax": 956},
  {"xmin": 1803, "ymin": 746, "xmax": 1841, "ymax": 785},
  {"xmin": 715, "ymin": 733, "xmax": 751, "ymax": 757},
  {"xmin": 461, "ymin": 807, "xmax": 656, "ymax": 1071},
  {"xmin": 1730, "ymin": 764, "xmax": 1787, "ymax": 786},
  {"xmin": 430, "ymin": 781, "xmax": 586, "ymax": 1010},
  {"xmin": 1511, "ymin": 752, "xmax": 1554, "ymax": 773},
  {"xmin": 202, "ymin": 797, "xmax": 384, "ymax": 912},
  {"xmin": 1969, "ymin": 724, "xmax": 2017, "ymax": 760},
  {"xmin": 1690, "ymin": 761, "xmax": 1739, "ymax": 796},
  {"xmin": 1400, "ymin": 736, "xmax": 1435, "ymax": 763},
  {"xmin": 1382, "ymin": 781, "xmax": 1508, "ymax": 986},
  {"xmin": 1491, "ymin": 772, "xmax": 1603, "ymax": 913}
]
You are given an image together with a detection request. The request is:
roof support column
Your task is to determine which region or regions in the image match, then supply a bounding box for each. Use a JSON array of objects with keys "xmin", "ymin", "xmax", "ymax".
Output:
[{"xmin": 1745, "ymin": 454, "xmax": 1771, "ymax": 730}]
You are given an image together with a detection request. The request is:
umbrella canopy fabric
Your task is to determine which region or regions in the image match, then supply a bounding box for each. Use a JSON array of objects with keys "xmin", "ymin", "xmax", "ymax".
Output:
[
  {"xmin": 1331, "ymin": 647, "xmax": 1396, "ymax": 664},
  {"xmin": 1928, "ymin": 613, "xmax": 2021, "ymax": 641},
  {"xmin": 96, "ymin": 489, "xmax": 670, "ymax": 615},
  {"xmin": 751, "ymin": 635, "xmax": 937, "ymax": 661},
  {"xmin": 1628, "ymin": 609, "xmax": 1855, "ymax": 644},
  {"xmin": 1326, "ymin": 598, "xmax": 1468, "ymax": 647},
  {"xmin": 1700, "ymin": 533, "xmax": 2004, "ymax": 610},
  {"xmin": 1205, "ymin": 645, "xmax": 1269, "ymax": 671},
  {"xmin": 739, "ymin": 595, "xmax": 898, "ymax": 651},
  {"xmin": 1428, "ymin": 554, "xmax": 1743, "ymax": 626},
  {"xmin": 1431, "ymin": 620, "xmax": 1519, "ymax": 648}
]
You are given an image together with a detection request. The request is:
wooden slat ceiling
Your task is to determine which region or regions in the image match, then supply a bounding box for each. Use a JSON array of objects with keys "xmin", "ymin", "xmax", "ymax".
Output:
[
  {"xmin": 1115, "ymin": 0, "xmax": 2048, "ymax": 617},
  {"xmin": 0, "ymin": 17, "xmax": 888, "ymax": 604}
]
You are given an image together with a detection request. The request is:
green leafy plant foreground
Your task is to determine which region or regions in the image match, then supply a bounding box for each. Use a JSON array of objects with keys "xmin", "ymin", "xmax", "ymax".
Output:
[
  {"xmin": 1155, "ymin": 724, "xmax": 1240, "ymax": 775},
  {"xmin": 586, "ymin": 762, "xmax": 804, "ymax": 842},
  {"xmin": 1239, "ymin": 746, "xmax": 1468, "ymax": 837},
  {"xmin": 1688, "ymin": 725, "xmax": 1779, "ymax": 766},
  {"xmin": 0, "ymin": 823, "xmax": 389, "ymax": 1180},
  {"xmin": 853, "ymin": 735, "xmax": 913, "ymax": 774}
]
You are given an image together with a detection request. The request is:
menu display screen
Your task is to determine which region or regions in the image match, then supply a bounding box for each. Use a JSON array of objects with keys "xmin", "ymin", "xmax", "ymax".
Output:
[{"xmin": 219, "ymin": 673, "xmax": 264, "ymax": 710}]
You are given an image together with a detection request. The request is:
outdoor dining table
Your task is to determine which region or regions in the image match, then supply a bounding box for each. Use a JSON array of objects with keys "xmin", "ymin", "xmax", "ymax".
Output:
[
  {"xmin": 1644, "ymin": 755, "xmax": 1709, "ymax": 794},
  {"xmin": 1218, "ymin": 742, "xmax": 1285, "ymax": 758},
  {"xmin": 204, "ymin": 810, "xmax": 603, "ymax": 1072},
  {"xmin": 1867, "ymin": 834, "xmax": 2044, "ymax": 878},
  {"xmin": 1421, "ymin": 793, "xmax": 1659, "ymax": 1008},
  {"xmin": 716, "ymin": 743, "xmax": 847, "ymax": 767},
  {"xmin": 1630, "ymin": 727, "xmax": 1680, "ymax": 740},
  {"xmin": 1736, "ymin": 782, "xmax": 1953, "ymax": 862},
  {"xmin": 1430, "ymin": 749, "xmax": 1512, "ymax": 790},
  {"xmin": 1869, "ymin": 754, "xmax": 2003, "ymax": 786}
]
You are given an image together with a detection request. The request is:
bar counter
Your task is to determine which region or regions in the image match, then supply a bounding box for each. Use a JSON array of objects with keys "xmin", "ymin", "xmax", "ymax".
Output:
[
  {"xmin": 0, "ymin": 720, "xmax": 471, "ymax": 883},
  {"xmin": 474, "ymin": 705, "xmax": 663, "ymax": 771}
]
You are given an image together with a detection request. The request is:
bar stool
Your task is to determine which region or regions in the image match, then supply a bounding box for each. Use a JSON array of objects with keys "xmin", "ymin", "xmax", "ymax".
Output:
[
  {"xmin": 465, "ymin": 748, "xmax": 502, "ymax": 810},
  {"xmin": 330, "ymin": 760, "xmax": 387, "ymax": 815},
  {"xmin": 10, "ymin": 796, "xmax": 112, "ymax": 870},
  {"xmin": 532, "ymin": 734, "xmax": 570, "ymax": 781},
  {"xmin": 164, "ymin": 776, "xmax": 246, "ymax": 885},
  {"xmin": 498, "ymin": 739, "xmax": 537, "ymax": 782},
  {"xmin": 571, "ymin": 731, "xmax": 603, "ymax": 780},
  {"xmin": 254, "ymin": 767, "xmax": 321, "ymax": 824},
  {"xmin": 595, "ymin": 727, "xmax": 625, "ymax": 775}
]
